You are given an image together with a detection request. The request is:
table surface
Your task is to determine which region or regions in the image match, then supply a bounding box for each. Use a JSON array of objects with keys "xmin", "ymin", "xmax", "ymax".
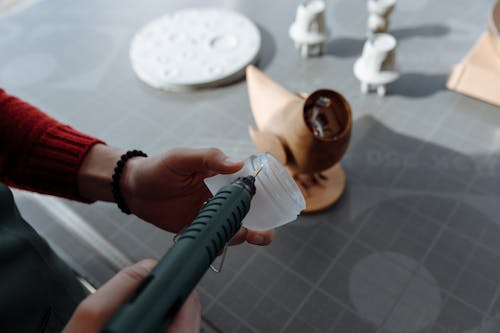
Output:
[{"xmin": 3, "ymin": 0, "xmax": 500, "ymax": 332}]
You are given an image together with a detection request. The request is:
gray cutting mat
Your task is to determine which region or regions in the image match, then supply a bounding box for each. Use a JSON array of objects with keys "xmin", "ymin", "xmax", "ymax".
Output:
[{"xmin": 3, "ymin": 0, "xmax": 500, "ymax": 332}]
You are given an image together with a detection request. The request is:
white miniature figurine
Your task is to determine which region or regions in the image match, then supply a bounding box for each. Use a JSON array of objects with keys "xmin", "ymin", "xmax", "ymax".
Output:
[
  {"xmin": 367, "ymin": 0, "xmax": 397, "ymax": 35},
  {"xmin": 353, "ymin": 33, "xmax": 399, "ymax": 96},
  {"xmin": 289, "ymin": 0, "xmax": 330, "ymax": 57}
]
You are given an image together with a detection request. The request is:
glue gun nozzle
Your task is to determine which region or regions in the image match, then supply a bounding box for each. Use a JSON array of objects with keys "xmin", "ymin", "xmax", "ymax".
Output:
[{"xmin": 254, "ymin": 166, "xmax": 263, "ymax": 177}]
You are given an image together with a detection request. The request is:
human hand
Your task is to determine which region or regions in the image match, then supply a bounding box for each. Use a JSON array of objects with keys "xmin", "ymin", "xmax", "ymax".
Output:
[
  {"xmin": 63, "ymin": 260, "xmax": 200, "ymax": 333},
  {"xmin": 78, "ymin": 145, "xmax": 274, "ymax": 245},
  {"xmin": 121, "ymin": 147, "xmax": 274, "ymax": 245}
]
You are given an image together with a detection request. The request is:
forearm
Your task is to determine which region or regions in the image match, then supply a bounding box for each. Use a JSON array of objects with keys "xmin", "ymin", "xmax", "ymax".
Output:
[{"xmin": 0, "ymin": 88, "xmax": 104, "ymax": 201}]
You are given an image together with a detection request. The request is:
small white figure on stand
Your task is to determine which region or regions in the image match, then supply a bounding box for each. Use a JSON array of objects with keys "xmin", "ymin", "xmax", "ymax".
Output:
[
  {"xmin": 353, "ymin": 33, "xmax": 399, "ymax": 96},
  {"xmin": 289, "ymin": 0, "xmax": 330, "ymax": 57},
  {"xmin": 367, "ymin": 0, "xmax": 397, "ymax": 35}
]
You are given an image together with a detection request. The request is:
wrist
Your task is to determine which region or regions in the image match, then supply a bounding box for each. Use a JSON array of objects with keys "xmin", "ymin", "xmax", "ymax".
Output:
[
  {"xmin": 78, "ymin": 144, "xmax": 124, "ymax": 202},
  {"xmin": 118, "ymin": 154, "xmax": 145, "ymax": 210},
  {"xmin": 111, "ymin": 150, "xmax": 148, "ymax": 214}
]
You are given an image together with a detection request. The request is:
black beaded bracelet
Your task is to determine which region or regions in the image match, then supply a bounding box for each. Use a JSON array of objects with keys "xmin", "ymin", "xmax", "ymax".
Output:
[{"xmin": 111, "ymin": 150, "xmax": 148, "ymax": 214}]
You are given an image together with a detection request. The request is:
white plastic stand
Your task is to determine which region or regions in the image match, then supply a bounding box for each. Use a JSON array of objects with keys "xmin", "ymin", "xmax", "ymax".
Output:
[
  {"xmin": 289, "ymin": 0, "xmax": 330, "ymax": 57},
  {"xmin": 367, "ymin": 0, "xmax": 397, "ymax": 35},
  {"xmin": 354, "ymin": 33, "xmax": 399, "ymax": 96},
  {"xmin": 129, "ymin": 8, "xmax": 261, "ymax": 91}
]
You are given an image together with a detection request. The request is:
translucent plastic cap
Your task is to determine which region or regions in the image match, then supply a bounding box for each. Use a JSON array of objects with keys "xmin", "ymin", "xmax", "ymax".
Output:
[{"xmin": 204, "ymin": 152, "xmax": 306, "ymax": 231}]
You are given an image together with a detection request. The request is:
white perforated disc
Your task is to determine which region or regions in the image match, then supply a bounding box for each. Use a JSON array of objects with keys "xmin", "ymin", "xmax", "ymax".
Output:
[{"xmin": 130, "ymin": 8, "xmax": 261, "ymax": 91}]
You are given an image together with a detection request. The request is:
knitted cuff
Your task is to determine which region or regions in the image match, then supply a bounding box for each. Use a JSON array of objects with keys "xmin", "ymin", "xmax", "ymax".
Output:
[{"xmin": 15, "ymin": 124, "xmax": 104, "ymax": 202}]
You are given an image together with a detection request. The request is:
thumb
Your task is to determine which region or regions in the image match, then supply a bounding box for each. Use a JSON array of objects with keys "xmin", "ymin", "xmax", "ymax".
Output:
[
  {"xmin": 165, "ymin": 291, "xmax": 201, "ymax": 333},
  {"xmin": 63, "ymin": 259, "xmax": 157, "ymax": 332}
]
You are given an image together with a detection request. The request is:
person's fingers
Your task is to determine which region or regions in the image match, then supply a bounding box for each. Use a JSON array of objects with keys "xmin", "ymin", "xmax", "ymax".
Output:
[
  {"xmin": 165, "ymin": 291, "xmax": 201, "ymax": 333},
  {"xmin": 228, "ymin": 227, "xmax": 249, "ymax": 246},
  {"xmin": 63, "ymin": 259, "xmax": 157, "ymax": 332},
  {"xmin": 246, "ymin": 229, "xmax": 275, "ymax": 246},
  {"xmin": 166, "ymin": 148, "xmax": 243, "ymax": 175},
  {"xmin": 228, "ymin": 228, "xmax": 274, "ymax": 246}
]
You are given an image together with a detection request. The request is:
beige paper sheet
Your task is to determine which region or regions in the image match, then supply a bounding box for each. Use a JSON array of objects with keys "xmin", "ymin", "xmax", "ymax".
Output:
[{"xmin": 447, "ymin": 32, "xmax": 500, "ymax": 107}]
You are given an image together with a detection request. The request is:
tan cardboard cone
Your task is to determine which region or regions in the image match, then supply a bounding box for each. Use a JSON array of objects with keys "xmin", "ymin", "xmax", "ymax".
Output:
[
  {"xmin": 447, "ymin": 2, "xmax": 500, "ymax": 106},
  {"xmin": 246, "ymin": 65, "xmax": 304, "ymax": 135},
  {"xmin": 491, "ymin": 0, "xmax": 500, "ymax": 54},
  {"xmin": 246, "ymin": 65, "xmax": 352, "ymax": 212}
]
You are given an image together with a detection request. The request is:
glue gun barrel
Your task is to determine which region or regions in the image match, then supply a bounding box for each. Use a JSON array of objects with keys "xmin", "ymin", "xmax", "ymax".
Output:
[{"xmin": 102, "ymin": 176, "xmax": 256, "ymax": 333}]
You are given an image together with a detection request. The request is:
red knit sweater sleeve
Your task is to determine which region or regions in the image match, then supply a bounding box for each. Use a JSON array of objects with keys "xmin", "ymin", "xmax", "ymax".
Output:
[{"xmin": 0, "ymin": 88, "xmax": 104, "ymax": 201}]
